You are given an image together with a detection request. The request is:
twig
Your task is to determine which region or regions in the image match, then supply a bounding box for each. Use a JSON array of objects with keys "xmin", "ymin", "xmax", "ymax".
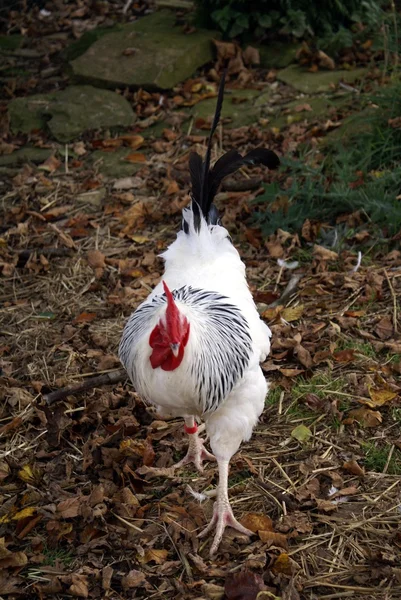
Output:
[
  {"xmin": 384, "ymin": 269, "xmax": 398, "ymax": 333},
  {"xmin": 222, "ymin": 177, "xmax": 262, "ymax": 192},
  {"xmin": 43, "ymin": 369, "xmax": 127, "ymax": 405}
]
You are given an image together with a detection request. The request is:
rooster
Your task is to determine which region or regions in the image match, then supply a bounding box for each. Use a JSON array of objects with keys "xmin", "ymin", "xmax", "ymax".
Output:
[{"xmin": 119, "ymin": 72, "xmax": 280, "ymax": 555}]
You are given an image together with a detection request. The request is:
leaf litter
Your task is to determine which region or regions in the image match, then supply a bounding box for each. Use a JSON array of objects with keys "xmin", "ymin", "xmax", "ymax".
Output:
[{"xmin": 0, "ymin": 3, "xmax": 401, "ymax": 599}]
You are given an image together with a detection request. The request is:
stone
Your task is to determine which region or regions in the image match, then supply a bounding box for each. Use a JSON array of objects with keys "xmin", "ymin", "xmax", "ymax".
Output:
[
  {"xmin": 76, "ymin": 188, "xmax": 106, "ymax": 207},
  {"xmin": 91, "ymin": 148, "xmax": 143, "ymax": 178},
  {"xmin": 190, "ymin": 89, "xmax": 262, "ymax": 130},
  {"xmin": 277, "ymin": 65, "xmax": 369, "ymax": 94},
  {"xmin": 0, "ymin": 147, "xmax": 53, "ymax": 167},
  {"xmin": 9, "ymin": 86, "xmax": 135, "ymax": 142},
  {"xmin": 258, "ymin": 42, "xmax": 299, "ymax": 69},
  {"xmin": 70, "ymin": 10, "xmax": 217, "ymax": 90},
  {"xmin": 62, "ymin": 26, "xmax": 122, "ymax": 62},
  {"xmin": 8, "ymin": 94, "xmax": 50, "ymax": 134}
]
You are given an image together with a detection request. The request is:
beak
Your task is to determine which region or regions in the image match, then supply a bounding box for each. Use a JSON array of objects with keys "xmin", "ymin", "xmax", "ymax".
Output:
[{"xmin": 170, "ymin": 343, "xmax": 180, "ymax": 357}]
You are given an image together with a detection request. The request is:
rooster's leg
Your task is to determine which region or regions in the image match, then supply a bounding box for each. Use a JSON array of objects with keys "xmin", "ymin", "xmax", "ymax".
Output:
[
  {"xmin": 173, "ymin": 418, "xmax": 215, "ymax": 473},
  {"xmin": 198, "ymin": 458, "xmax": 253, "ymax": 555}
]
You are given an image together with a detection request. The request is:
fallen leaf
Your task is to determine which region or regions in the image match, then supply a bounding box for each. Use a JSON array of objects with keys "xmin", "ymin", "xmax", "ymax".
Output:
[
  {"xmin": 17, "ymin": 464, "xmax": 35, "ymax": 483},
  {"xmin": 57, "ymin": 497, "xmax": 80, "ymax": 518},
  {"xmin": 313, "ymin": 245, "xmax": 338, "ymax": 261},
  {"xmin": 333, "ymin": 349, "xmax": 355, "ymax": 363},
  {"xmin": 375, "ymin": 316, "xmax": 393, "ymax": 340},
  {"xmin": 124, "ymin": 152, "xmax": 147, "ymax": 163},
  {"xmin": 119, "ymin": 134, "xmax": 144, "ymax": 149},
  {"xmin": 271, "ymin": 553, "xmax": 293, "ymax": 575},
  {"xmin": 69, "ymin": 574, "xmax": 88, "ymax": 598},
  {"xmin": 0, "ymin": 538, "xmax": 27, "ymax": 568},
  {"xmin": 243, "ymin": 46, "xmax": 260, "ymax": 65},
  {"xmin": 39, "ymin": 154, "xmax": 61, "ymax": 173},
  {"xmin": 73, "ymin": 312, "xmax": 97, "ymax": 324},
  {"xmin": 86, "ymin": 249, "xmax": 106, "ymax": 269},
  {"xmin": 347, "ymin": 407, "xmax": 382, "ymax": 428},
  {"xmin": 280, "ymin": 368, "xmax": 305, "ymax": 377},
  {"xmin": 258, "ymin": 530, "xmax": 288, "ymax": 549},
  {"xmin": 342, "ymin": 459, "xmax": 365, "ymax": 477},
  {"xmin": 294, "ymin": 103, "xmax": 312, "ymax": 112},
  {"xmin": 224, "ymin": 570, "xmax": 266, "ymax": 600},
  {"xmin": 295, "ymin": 343, "xmax": 313, "ymax": 368},
  {"xmin": 281, "ymin": 304, "xmax": 304, "ymax": 322},
  {"xmin": 240, "ymin": 513, "xmax": 273, "ymax": 533},
  {"xmin": 366, "ymin": 387, "xmax": 398, "ymax": 408},
  {"xmin": 138, "ymin": 548, "xmax": 168, "ymax": 565},
  {"xmin": 121, "ymin": 569, "xmax": 146, "ymax": 590},
  {"xmin": 0, "ymin": 506, "xmax": 37, "ymax": 524},
  {"xmin": 291, "ymin": 424, "xmax": 312, "ymax": 442}
]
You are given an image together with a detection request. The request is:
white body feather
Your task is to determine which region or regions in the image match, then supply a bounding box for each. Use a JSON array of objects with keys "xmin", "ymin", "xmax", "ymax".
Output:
[{"xmin": 120, "ymin": 212, "xmax": 270, "ymax": 462}]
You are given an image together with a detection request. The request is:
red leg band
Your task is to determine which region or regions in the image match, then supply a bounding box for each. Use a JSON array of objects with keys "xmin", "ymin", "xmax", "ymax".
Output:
[{"xmin": 184, "ymin": 423, "xmax": 198, "ymax": 435}]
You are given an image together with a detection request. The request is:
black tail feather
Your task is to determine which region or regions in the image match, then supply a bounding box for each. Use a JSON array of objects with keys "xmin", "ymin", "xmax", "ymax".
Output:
[{"xmin": 187, "ymin": 72, "xmax": 280, "ymax": 232}]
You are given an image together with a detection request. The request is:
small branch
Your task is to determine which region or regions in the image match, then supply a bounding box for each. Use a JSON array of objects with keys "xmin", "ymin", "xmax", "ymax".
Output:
[
  {"xmin": 222, "ymin": 177, "xmax": 262, "ymax": 192},
  {"xmin": 384, "ymin": 269, "xmax": 398, "ymax": 334},
  {"xmin": 43, "ymin": 369, "xmax": 127, "ymax": 405}
]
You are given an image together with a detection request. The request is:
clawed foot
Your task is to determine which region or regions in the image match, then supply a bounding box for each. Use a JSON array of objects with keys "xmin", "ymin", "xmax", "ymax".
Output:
[
  {"xmin": 175, "ymin": 435, "xmax": 215, "ymax": 473},
  {"xmin": 198, "ymin": 499, "xmax": 254, "ymax": 555}
]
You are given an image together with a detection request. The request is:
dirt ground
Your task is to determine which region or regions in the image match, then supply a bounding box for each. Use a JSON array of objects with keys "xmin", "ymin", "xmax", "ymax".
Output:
[{"xmin": 1, "ymin": 2, "xmax": 401, "ymax": 599}]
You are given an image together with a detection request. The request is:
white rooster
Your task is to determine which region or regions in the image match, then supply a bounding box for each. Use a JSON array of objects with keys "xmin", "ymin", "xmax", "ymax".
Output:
[{"xmin": 119, "ymin": 73, "xmax": 280, "ymax": 555}]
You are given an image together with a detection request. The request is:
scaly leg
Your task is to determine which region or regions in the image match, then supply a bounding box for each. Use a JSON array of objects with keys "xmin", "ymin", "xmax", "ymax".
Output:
[
  {"xmin": 198, "ymin": 458, "xmax": 253, "ymax": 555},
  {"xmin": 174, "ymin": 417, "xmax": 215, "ymax": 472},
  {"xmin": 139, "ymin": 417, "xmax": 215, "ymax": 477}
]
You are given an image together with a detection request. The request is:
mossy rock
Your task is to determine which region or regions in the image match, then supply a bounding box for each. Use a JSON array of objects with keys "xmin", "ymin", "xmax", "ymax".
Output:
[
  {"xmin": 257, "ymin": 42, "xmax": 299, "ymax": 69},
  {"xmin": 190, "ymin": 89, "xmax": 262, "ymax": 130},
  {"xmin": 62, "ymin": 26, "xmax": 123, "ymax": 62},
  {"xmin": 70, "ymin": 10, "xmax": 217, "ymax": 90},
  {"xmin": 0, "ymin": 147, "xmax": 53, "ymax": 167},
  {"xmin": 277, "ymin": 65, "xmax": 369, "ymax": 94},
  {"xmin": 91, "ymin": 148, "xmax": 144, "ymax": 178},
  {"xmin": 9, "ymin": 86, "xmax": 135, "ymax": 142}
]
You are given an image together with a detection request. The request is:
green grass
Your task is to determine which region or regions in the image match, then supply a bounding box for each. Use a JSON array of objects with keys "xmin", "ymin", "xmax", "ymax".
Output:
[
  {"xmin": 362, "ymin": 441, "xmax": 401, "ymax": 475},
  {"xmin": 292, "ymin": 372, "xmax": 345, "ymax": 401},
  {"xmin": 253, "ymin": 80, "xmax": 401, "ymax": 237},
  {"xmin": 336, "ymin": 340, "xmax": 378, "ymax": 360},
  {"xmin": 42, "ymin": 545, "xmax": 74, "ymax": 567},
  {"xmin": 265, "ymin": 386, "xmax": 283, "ymax": 407},
  {"xmin": 391, "ymin": 408, "xmax": 401, "ymax": 426}
]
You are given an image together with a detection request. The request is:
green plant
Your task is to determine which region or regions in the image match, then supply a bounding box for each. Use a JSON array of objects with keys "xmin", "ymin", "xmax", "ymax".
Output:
[
  {"xmin": 362, "ymin": 441, "xmax": 401, "ymax": 475},
  {"xmin": 253, "ymin": 81, "xmax": 401, "ymax": 237},
  {"xmin": 194, "ymin": 0, "xmax": 384, "ymax": 40}
]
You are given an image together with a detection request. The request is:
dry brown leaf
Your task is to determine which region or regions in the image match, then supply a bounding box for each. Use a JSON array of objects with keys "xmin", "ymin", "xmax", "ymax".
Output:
[
  {"xmin": 375, "ymin": 316, "xmax": 393, "ymax": 340},
  {"xmin": 333, "ymin": 349, "xmax": 355, "ymax": 363},
  {"xmin": 138, "ymin": 548, "xmax": 168, "ymax": 565},
  {"xmin": 313, "ymin": 245, "xmax": 338, "ymax": 261},
  {"xmin": 295, "ymin": 343, "xmax": 313, "ymax": 368},
  {"xmin": 120, "ymin": 202, "xmax": 147, "ymax": 234},
  {"xmin": 243, "ymin": 46, "xmax": 260, "ymax": 65},
  {"xmin": 347, "ymin": 407, "xmax": 382, "ymax": 428},
  {"xmin": 39, "ymin": 154, "xmax": 61, "ymax": 173},
  {"xmin": 73, "ymin": 312, "xmax": 97, "ymax": 324},
  {"xmin": 57, "ymin": 497, "xmax": 80, "ymax": 518},
  {"xmin": 271, "ymin": 553, "xmax": 293, "ymax": 575},
  {"xmin": 69, "ymin": 574, "xmax": 88, "ymax": 598},
  {"xmin": 0, "ymin": 538, "xmax": 27, "ymax": 568},
  {"xmin": 121, "ymin": 569, "xmax": 146, "ymax": 590},
  {"xmin": 240, "ymin": 512, "xmax": 273, "ymax": 533},
  {"xmin": 258, "ymin": 530, "xmax": 288, "ymax": 549},
  {"xmin": 281, "ymin": 305, "xmax": 304, "ymax": 322},
  {"xmin": 317, "ymin": 50, "xmax": 335, "ymax": 69},
  {"xmin": 280, "ymin": 368, "xmax": 305, "ymax": 377},
  {"xmin": 86, "ymin": 249, "xmax": 106, "ymax": 269},
  {"xmin": 342, "ymin": 459, "xmax": 365, "ymax": 477},
  {"xmin": 224, "ymin": 570, "xmax": 267, "ymax": 600},
  {"xmin": 294, "ymin": 103, "xmax": 313, "ymax": 112},
  {"xmin": 124, "ymin": 152, "xmax": 147, "ymax": 163},
  {"xmin": 119, "ymin": 134, "xmax": 144, "ymax": 149}
]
